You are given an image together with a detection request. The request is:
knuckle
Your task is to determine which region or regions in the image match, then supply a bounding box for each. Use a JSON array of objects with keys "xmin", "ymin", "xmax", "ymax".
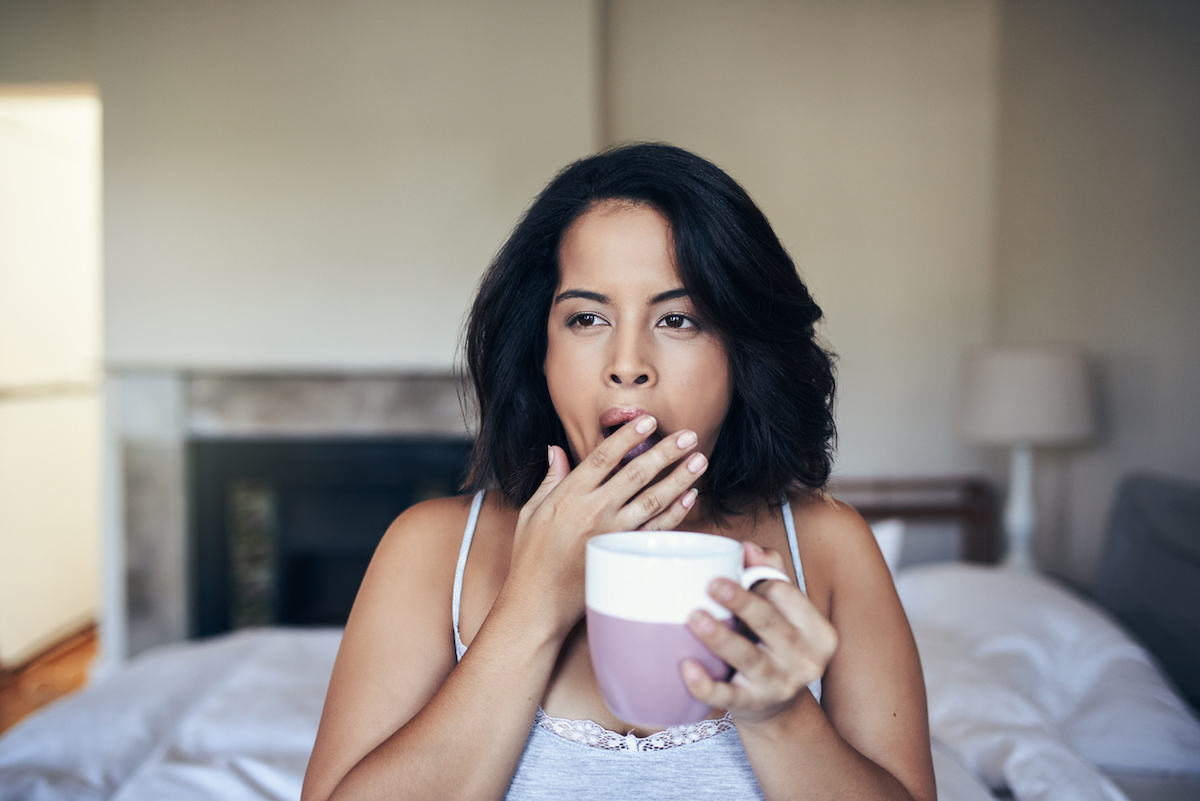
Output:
[
  {"xmin": 781, "ymin": 673, "xmax": 805, "ymax": 698},
  {"xmin": 637, "ymin": 491, "xmax": 663, "ymax": 516},
  {"xmin": 763, "ymin": 580, "xmax": 790, "ymax": 605},
  {"xmin": 820, "ymin": 627, "xmax": 839, "ymax": 659},
  {"xmin": 589, "ymin": 448, "xmax": 615, "ymax": 470},
  {"xmin": 621, "ymin": 462, "xmax": 648, "ymax": 486},
  {"xmin": 762, "ymin": 547, "xmax": 787, "ymax": 570},
  {"xmin": 780, "ymin": 626, "xmax": 802, "ymax": 653},
  {"xmin": 798, "ymin": 658, "xmax": 823, "ymax": 685},
  {"xmin": 540, "ymin": 497, "xmax": 562, "ymax": 519}
]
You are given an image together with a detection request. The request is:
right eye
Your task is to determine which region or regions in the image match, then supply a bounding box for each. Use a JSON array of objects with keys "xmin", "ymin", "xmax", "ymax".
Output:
[{"xmin": 568, "ymin": 312, "xmax": 606, "ymax": 328}]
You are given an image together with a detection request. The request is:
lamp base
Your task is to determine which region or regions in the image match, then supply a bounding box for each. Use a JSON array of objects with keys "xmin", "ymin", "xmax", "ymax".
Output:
[{"xmin": 1003, "ymin": 444, "xmax": 1036, "ymax": 571}]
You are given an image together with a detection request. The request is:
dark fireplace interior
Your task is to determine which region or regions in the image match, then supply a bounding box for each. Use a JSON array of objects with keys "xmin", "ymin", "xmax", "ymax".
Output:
[{"xmin": 189, "ymin": 437, "xmax": 473, "ymax": 636}]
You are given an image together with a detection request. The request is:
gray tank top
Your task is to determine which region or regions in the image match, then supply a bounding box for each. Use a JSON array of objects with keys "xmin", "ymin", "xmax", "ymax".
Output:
[{"xmin": 452, "ymin": 491, "xmax": 821, "ymax": 800}]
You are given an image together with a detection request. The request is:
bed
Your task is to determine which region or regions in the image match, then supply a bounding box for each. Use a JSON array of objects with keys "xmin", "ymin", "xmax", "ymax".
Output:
[{"xmin": 2, "ymin": 473, "xmax": 1198, "ymax": 801}]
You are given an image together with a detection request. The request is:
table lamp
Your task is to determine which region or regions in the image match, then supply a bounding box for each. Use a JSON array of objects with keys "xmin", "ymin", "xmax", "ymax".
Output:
[{"xmin": 958, "ymin": 346, "xmax": 1095, "ymax": 570}]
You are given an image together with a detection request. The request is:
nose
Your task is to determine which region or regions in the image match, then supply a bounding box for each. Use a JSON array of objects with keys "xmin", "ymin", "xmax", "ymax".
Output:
[{"xmin": 606, "ymin": 329, "xmax": 656, "ymax": 388}]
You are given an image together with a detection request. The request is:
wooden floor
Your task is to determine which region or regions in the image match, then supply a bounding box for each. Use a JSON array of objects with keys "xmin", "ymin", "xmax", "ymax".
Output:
[{"xmin": 0, "ymin": 627, "xmax": 97, "ymax": 736}]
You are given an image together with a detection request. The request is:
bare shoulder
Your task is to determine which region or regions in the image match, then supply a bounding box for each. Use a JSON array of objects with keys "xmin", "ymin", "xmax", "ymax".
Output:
[
  {"xmin": 302, "ymin": 494, "xmax": 478, "ymax": 801},
  {"xmin": 785, "ymin": 490, "xmax": 890, "ymax": 606},
  {"xmin": 348, "ymin": 494, "xmax": 477, "ymax": 628},
  {"xmin": 786, "ymin": 490, "xmax": 873, "ymax": 548},
  {"xmin": 370, "ymin": 493, "xmax": 476, "ymax": 573}
]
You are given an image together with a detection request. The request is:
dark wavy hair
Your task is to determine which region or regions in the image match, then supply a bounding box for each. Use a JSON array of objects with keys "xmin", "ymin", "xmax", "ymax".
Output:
[{"xmin": 462, "ymin": 143, "xmax": 835, "ymax": 516}]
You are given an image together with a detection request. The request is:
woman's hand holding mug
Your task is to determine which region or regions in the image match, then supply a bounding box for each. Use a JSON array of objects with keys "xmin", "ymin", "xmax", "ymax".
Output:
[
  {"xmin": 681, "ymin": 541, "xmax": 839, "ymax": 726},
  {"xmin": 585, "ymin": 532, "xmax": 791, "ymax": 728}
]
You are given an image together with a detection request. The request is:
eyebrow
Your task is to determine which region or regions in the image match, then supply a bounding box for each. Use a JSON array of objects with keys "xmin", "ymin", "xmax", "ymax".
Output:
[{"xmin": 552, "ymin": 287, "xmax": 690, "ymax": 306}]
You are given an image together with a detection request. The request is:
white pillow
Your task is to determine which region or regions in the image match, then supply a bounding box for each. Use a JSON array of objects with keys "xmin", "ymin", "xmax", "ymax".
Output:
[
  {"xmin": 869, "ymin": 518, "xmax": 905, "ymax": 575},
  {"xmin": 898, "ymin": 564, "xmax": 1200, "ymax": 775}
]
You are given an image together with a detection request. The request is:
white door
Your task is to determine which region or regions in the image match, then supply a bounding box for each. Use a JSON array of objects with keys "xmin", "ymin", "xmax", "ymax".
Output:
[{"xmin": 0, "ymin": 87, "xmax": 102, "ymax": 668}]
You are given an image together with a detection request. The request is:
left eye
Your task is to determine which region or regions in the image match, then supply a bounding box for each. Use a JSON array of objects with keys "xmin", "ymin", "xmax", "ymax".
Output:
[{"xmin": 658, "ymin": 314, "xmax": 696, "ymax": 329}]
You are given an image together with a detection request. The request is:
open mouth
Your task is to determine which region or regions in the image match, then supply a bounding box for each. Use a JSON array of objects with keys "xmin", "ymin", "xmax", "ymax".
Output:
[{"xmin": 600, "ymin": 409, "xmax": 664, "ymax": 468}]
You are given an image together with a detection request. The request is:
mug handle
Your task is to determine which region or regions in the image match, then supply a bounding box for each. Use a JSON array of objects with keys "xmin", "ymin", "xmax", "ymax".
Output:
[{"xmin": 740, "ymin": 565, "xmax": 790, "ymax": 589}]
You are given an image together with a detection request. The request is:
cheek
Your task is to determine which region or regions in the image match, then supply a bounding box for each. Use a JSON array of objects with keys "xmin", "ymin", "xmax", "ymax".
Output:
[
  {"xmin": 543, "ymin": 338, "xmax": 577, "ymax": 402},
  {"xmin": 543, "ymin": 336, "xmax": 592, "ymax": 455},
  {"xmin": 668, "ymin": 344, "xmax": 734, "ymax": 433}
]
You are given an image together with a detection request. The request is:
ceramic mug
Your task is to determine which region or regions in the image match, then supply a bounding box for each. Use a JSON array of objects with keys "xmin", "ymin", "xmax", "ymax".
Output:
[{"xmin": 585, "ymin": 531, "xmax": 789, "ymax": 728}]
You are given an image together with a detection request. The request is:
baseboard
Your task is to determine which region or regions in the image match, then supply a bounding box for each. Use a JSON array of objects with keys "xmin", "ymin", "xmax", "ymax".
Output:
[{"xmin": 0, "ymin": 616, "xmax": 96, "ymax": 678}]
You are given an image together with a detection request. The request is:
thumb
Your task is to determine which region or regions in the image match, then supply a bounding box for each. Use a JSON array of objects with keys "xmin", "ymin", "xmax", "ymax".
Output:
[{"xmin": 527, "ymin": 444, "xmax": 570, "ymax": 507}]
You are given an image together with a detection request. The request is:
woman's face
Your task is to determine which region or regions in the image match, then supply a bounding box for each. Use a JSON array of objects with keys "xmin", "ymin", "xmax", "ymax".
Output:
[{"xmin": 545, "ymin": 202, "xmax": 733, "ymax": 472}]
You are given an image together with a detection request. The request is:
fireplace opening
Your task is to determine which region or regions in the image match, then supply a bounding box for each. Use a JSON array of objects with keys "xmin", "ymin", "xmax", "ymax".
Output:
[{"xmin": 189, "ymin": 437, "xmax": 473, "ymax": 636}]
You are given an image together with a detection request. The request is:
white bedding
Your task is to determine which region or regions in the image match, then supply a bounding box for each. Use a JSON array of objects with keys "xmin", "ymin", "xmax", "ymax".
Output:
[
  {"xmin": 0, "ymin": 630, "xmax": 339, "ymax": 801},
  {"xmin": 2, "ymin": 566, "xmax": 1198, "ymax": 800},
  {"xmin": 898, "ymin": 564, "xmax": 1200, "ymax": 801}
]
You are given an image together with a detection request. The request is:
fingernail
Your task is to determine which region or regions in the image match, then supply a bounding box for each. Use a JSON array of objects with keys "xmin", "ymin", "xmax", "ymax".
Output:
[
  {"xmin": 711, "ymin": 579, "xmax": 735, "ymax": 602},
  {"xmin": 675, "ymin": 430, "xmax": 697, "ymax": 449},
  {"xmin": 690, "ymin": 610, "xmax": 714, "ymax": 634},
  {"xmin": 687, "ymin": 453, "xmax": 707, "ymax": 473},
  {"xmin": 682, "ymin": 660, "xmax": 706, "ymax": 684},
  {"xmin": 547, "ymin": 446, "xmax": 554, "ymax": 467},
  {"xmin": 745, "ymin": 541, "xmax": 763, "ymax": 555},
  {"xmin": 635, "ymin": 415, "xmax": 657, "ymax": 434},
  {"xmin": 681, "ymin": 488, "xmax": 698, "ymax": 509}
]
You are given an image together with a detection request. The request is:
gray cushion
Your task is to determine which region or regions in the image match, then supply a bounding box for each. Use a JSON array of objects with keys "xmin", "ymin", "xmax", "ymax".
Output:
[{"xmin": 1093, "ymin": 472, "xmax": 1200, "ymax": 712}]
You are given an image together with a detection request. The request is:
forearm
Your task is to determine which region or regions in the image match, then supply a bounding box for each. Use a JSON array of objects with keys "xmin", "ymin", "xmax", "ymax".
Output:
[
  {"xmin": 737, "ymin": 692, "xmax": 917, "ymax": 801},
  {"xmin": 330, "ymin": 592, "xmax": 565, "ymax": 801}
]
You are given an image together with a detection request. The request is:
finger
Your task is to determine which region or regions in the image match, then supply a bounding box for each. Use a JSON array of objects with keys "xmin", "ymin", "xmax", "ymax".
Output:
[
  {"xmin": 522, "ymin": 444, "xmax": 571, "ymax": 515},
  {"xmin": 614, "ymin": 432, "xmax": 707, "ymax": 526},
  {"xmin": 687, "ymin": 608, "xmax": 768, "ymax": 678},
  {"xmin": 638, "ymin": 488, "xmax": 699, "ymax": 531},
  {"xmin": 753, "ymin": 580, "xmax": 839, "ymax": 663},
  {"xmin": 680, "ymin": 659, "xmax": 744, "ymax": 710},
  {"xmin": 575, "ymin": 414, "xmax": 660, "ymax": 484},
  {"xmin": 742, "ymin": 541, "xmax": 787, "ymax": 572},
  {"xmin": 608, "ymin": 427, "xmax": 703, "ymax": 507},
  {"xmin": 708, "ymin": 578, "xmax": 801, "ymax": 657},
  {"xmin": 713, "ymin": 578, "xmax": 838, "ymax": 672}
]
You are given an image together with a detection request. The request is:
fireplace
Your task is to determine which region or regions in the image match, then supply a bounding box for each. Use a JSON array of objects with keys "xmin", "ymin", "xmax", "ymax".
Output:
[
  {"xmin": 189, "ymin": 436, "xmax": 472, "ymax": 636},
  {"xmin": 110, "ymin": 371, "xmax": 473, "ymax": 658}
]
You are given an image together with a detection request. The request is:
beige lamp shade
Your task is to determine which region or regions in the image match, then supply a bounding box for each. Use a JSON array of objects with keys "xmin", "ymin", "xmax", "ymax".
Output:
[{"xmin": 958, "ymin": 346, "xmax": 1096, "ymax": 446}]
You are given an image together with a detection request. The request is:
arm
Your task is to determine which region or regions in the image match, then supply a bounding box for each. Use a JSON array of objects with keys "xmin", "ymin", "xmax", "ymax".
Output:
[
  {"xmin": 301, "ymin": 496, "xmax": 564, "ymax": 801},
  {"xmin": 302, "ymin": 416, "xmax": 706, "ymax": 801},
  {"xmin": 682, "ymin": 501, "xmax": 936, "ymax": 801}
]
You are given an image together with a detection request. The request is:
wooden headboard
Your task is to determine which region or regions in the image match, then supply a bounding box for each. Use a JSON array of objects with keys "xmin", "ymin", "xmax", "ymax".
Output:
[{"xmin": 826, "ymin": 476, "xmax": 1000, "ymax": 565}]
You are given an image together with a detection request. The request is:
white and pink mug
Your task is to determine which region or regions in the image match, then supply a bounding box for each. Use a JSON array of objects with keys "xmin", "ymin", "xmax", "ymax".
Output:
[{"xmin": 585, "ymin": 531, "xmax": 789, "ymax": 728}]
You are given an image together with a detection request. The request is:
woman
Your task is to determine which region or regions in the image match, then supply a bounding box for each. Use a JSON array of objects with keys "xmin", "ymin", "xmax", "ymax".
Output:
[{"xmin": 302, "ymin": 144, "xmax": 935, "ymax": 800}]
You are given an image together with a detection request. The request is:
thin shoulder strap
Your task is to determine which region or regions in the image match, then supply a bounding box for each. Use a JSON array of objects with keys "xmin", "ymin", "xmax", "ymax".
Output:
[
  {"xmin": 780, "ymin": 494, "xmax": 808, "ymax": 596},
  {"xmin": 781, "ymin": 493, "xmax": 823, "ymax": 703},
  {"xmin": 452, "ymin": 490, "xmax": 486, "ymax": 661}
]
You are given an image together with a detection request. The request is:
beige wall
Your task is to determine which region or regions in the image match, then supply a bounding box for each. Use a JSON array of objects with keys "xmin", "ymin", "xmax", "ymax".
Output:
[
  {"xmin": 94, "ymin": 0, "xmax": 598, "ymax": 371},
  {"xmin": 995, "ymin": 0, "xmax": 1200, "ymax": 585},
  {"xmin": 607, "ymin": 0, "xmax": 1000, "ymax": 479},
  {"xmin": 0, "ymin": 0, "xmax": 94, "ymax": 84},
  {"xmin": 7, "ymin": 0, "xmax": 1194, "ymax": 599},
  {"xmin": 3, "ymin": 0, "xmax": 1002, "ymax": 470}
]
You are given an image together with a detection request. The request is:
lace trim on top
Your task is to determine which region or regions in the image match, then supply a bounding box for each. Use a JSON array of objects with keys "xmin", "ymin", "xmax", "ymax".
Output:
[{"xmin": 534, "ymin": 708, "xmax": 736, "ymax": 752}]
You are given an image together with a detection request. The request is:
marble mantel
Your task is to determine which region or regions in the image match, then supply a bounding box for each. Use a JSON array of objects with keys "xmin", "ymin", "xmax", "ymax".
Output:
[{"xmin": 103, "ymin": 370, "xmax": 471, "ymax": 667}]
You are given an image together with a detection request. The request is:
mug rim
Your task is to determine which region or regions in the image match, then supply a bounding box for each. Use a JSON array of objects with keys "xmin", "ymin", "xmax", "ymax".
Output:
[{"xmin": 587, "ymin": 530, "xmax": 741, "ymax": 559}]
